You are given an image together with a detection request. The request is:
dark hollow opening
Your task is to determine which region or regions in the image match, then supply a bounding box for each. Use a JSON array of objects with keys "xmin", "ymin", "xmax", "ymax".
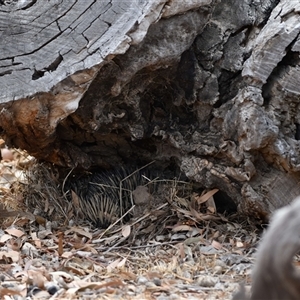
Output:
[{"xmin": 213, "ymin": 190, "xmax": 237, "ymax": 214}]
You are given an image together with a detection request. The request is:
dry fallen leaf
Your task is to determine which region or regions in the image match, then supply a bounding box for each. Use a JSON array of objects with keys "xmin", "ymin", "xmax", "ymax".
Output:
[
  {"xmin": 107, "ymin": 258, "xmax": 121, "ymax": 272},
  {"xmin": 190, "ymin": 207, "xmax": 219, "ymax": 221},
  {"xmin": 64, "ymin": 257, "xmax": 94, "ymax": 275},
  {"xmin": 0, "ymin": 204, "xmax": 22, "ymax": 219},
  {"xmin": 1, "ymin": 148, "xmax": 14, "ymax": 161},
  {"xmin": 77, "ymin": 244, "xmax": 98, "ymax": 254},
  {"xmin": 193, "ymin": 189, "xmax": 219, "ymax": 204},
  {"xmin": 0, "ymin": 287, "xmax": 21, "ymax": 297},
  {"xmin": 50, "ymin": 271, "xmax": 74, "ymax": 283},
  {"xmin": 31, "ymin": 273, "xmax": 45, "ymax": 290},
  {"xmin": 117, "ymin": 271, "xmax": 136, "ymax": 281},
  {"xmin": 35, "ymin": 215, "xmax": 47, "ymax": 226},
  {"xmin": 211, "ymin": 240, "xmax": 223, "ymax": 250},
  {"xmin": 0, "ymin": 234, "xmax": 12, "ymax": 243},
  {"xmin": 172, "ymin": 224, "xmax": 194, "ymax": 232},
  {"xmin": 66, "ymin": 227, "xmax": 92, "ymax": 240},
  {"xmin": 5, "ymin": 228, "xmax": 25, "ymax": 238},
  {"xmin": 122, "ymin": 225, "xmax": 131, "ymax": 238},
  {"xmin": 30, "ymin": 232, "xmax": 41, "ymax": 248},
  {"xmin": 61, "ymin": 251, "xmax": 74, "ymax": 259},
  {"xmin": 0, "ymin": 250, "xmax": 19, "ymax": 263},
  {"xmin": 74, "ymin": 280, "xmax": 124, "ymax": 291},
  {"xmin": 236, "ymin": 241, "xmax": 244, "ymax": 248},
  {"xmin": 117, "ymin": 257, "xmax": 127, "ymax": 268},
  {"xmin": 206, "ymin": 196, "xmax": 217, "ymax": 214}
]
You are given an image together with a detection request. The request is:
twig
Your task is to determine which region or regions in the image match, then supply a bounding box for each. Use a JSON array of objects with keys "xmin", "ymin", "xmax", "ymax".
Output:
[
  {"xmin": 62, "ymin": 167, "xmax": 74, "ymax": 200},
  {"xmin": 119, "ymin": 160, "xmax": 155, "ymax": 216},
  {"xmin": 96, "ymin": 205, "xmax": 136, "ymax": 241},
  {"xmin": 96, "ymin": 240, "xmax": 180, "ymax": 251}
]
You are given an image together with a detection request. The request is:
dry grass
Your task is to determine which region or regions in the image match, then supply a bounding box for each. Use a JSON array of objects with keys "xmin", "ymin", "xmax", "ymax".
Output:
[{"xmin": 0, "ymin": 145, "xmax": 258, "ymax": 299}]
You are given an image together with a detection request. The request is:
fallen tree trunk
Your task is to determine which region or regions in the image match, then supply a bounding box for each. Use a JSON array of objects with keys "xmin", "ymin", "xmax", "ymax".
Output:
[{"xmin": 1, "ymin": 0, "xmax": 300, "ymax": 219}]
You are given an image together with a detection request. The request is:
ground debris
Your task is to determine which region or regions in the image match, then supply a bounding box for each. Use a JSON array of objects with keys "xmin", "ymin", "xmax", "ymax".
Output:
[{"xmin": 0, "ymin": 146, "xmax": 258, "ymax": 299}]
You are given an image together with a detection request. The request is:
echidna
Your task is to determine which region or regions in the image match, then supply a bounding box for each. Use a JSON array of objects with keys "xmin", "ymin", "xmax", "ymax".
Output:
[{"xmin": 67, "ymin": 167, "xmax": 156, "ymax": 228}]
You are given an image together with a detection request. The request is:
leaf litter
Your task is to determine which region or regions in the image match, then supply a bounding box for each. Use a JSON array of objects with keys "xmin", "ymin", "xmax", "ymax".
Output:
[{"xmin": 0, "ymin": 141, "xmax": 260, "ymax": 299}]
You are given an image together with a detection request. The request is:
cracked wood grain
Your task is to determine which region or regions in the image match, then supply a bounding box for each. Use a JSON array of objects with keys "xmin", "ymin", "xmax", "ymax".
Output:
[{"xmin": 0, "ymin": 0, "xmax": 166, "ymax": 102}]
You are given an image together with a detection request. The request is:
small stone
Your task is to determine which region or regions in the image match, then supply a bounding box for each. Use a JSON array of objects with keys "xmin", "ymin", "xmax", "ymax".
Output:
[
  {"xmin": 145, "ymin": 281, "xmax": 157, "ymax": 288},
  {"xmin": 31, "ymin": 290, "xmax": 51, "ymax": 299},
  {"xmin": 137, "ymin": 276, "xmax": 148, "ymax": 284},
  {"xmin": 47, "ymin": 285, "xmax": 59, "ymax": 295},
  {"xmin": 22, "ymin": 242, "xmax": 38, "ymax": 256},
  {"xmin": 153, "ymin": 278, "xmax": 162, "ymax": 286},
  {"xmin": 197, "ymin": 275, "xmax": 217, "ymax": 287},
  {"xmin": 214, "ymin": 259, "xmax": 227, "ymax": 268},
  {"xmin": 213, "ymin": 265, "xmax": 223, "ymax": 274}
]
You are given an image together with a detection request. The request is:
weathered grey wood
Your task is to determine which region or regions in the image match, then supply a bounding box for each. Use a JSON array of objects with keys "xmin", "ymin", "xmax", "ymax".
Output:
[
  {"xmin": 2, "ymin": 0, "xmax": 300, "ymax": 220},
  {"xmin": 0, "ymin": 0, "xmax": 166, "ymax": 102},
  {"xmin": 243, "ymin": 0, "xmax": 300, "ymax": 84},
  {"xmin": 233, "ymin": 197, "xmax": 300, "ymax": 300}
]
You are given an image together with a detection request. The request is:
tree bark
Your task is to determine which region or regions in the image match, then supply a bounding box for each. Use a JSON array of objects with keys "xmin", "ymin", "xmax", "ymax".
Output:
[{"xmin": 1, "ymin": 0, "xmax": 300, "ymax": 219}]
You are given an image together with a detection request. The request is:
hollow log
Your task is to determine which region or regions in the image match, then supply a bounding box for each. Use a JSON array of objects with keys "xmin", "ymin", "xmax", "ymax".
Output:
[{"xmin": 1, "ymin": 0, "xmax": 300, "ymax": 219}]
